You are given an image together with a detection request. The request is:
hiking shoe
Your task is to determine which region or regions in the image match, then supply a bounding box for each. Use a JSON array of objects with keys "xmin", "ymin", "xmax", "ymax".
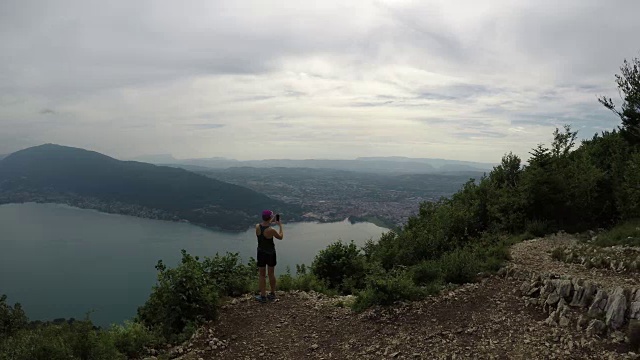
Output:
[
  {"xmin": 255, "ymin": 295, "xmax": 267, "ymax": 303},
  {"xmin": 267, "ymin": 292, "xmax": 277, "ymax": 301}
]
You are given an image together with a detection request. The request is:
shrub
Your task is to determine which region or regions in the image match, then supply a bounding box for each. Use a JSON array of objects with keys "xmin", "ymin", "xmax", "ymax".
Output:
[
  {"xmin": 312, "ymin": 241, "xmax": 366, "ymax": 294},
  {"xmin": 525, "ymin": 219, "xmax": 550, "ymax": 238},
  {"xmin": 551, "ymin": 247, "xmax": 566, "ymax": 261},
  {"xmin": 277, "ymin": 265, "xmax": 333, "ymax": 294},
  {"xmin": 439, "ymin": 248, "xmax": 480, "ymax": 284},
  {"xmin": 203, "ymin": 253, "xmax": 255, "ymax": 297},
  {"xmin": 471, "ymin": 236, "xmax": 514, "ymax": 273},
  {"xmin": 136, "ymin": 250, "xmax": 219, "ymax": 343},
  {"xmin": 592, "ymin": 219, "xmax": 640, "ymax": 247},
  {"xmin": 352, "ymin": 270, "xmax": 426, "ymax": 312},
  {"xmin": 0, "ymin": 295, "xmax": 28, "ymax": 337},
  {"xmin": 410, "ymin": 261, "xmax": 442, "ymax": 286},
  {"xmin": 0, "ymin": 319, "xmax": 123, "ymax": 360},
  {"xmin": 108, "ymin": 320, "xmax": 161, "ymax": 359}
]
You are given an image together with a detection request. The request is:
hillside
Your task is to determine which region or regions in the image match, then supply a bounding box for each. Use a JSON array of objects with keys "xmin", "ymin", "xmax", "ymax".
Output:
[
  {"xmin": 0, "ymin": 144, "xmax": 299, "ymax": 230},
  {"xmin": 151, "ymin": 233, "xmax": 639, "ymax": 360}
]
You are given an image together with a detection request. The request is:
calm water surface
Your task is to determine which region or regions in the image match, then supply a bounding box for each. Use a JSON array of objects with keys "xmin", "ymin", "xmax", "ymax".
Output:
[{"xmin": 0, "ymin": 203, "xmax": 387, "ymax": 326}]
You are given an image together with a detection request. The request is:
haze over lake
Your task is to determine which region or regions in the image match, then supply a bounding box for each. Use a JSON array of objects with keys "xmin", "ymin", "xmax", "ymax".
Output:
[{"xmin": 0, "ymin": 203, "xmax": 387, "ymax": 326}]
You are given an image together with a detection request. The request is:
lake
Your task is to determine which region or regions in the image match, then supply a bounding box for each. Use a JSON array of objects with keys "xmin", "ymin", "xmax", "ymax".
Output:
[{"xmin": 0, "ymin": 203, "xmax": 388, "ymax": 327}]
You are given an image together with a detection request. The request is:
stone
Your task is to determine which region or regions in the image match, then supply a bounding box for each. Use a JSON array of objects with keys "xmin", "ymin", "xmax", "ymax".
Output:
[
  {"xmin": 570, "ymin": 282, "xmax": 597, "ymax": 308},
  {"xmin": 559, "ymin": 316, "xmax": 571, "ymax": 327},
  {"xmin": 556, "ymin": 280, "xmax": 573, "ymax": 300},
  {"xmin": 577, "ymin": 315, "xmax": 590, "ymax": 330},
  {"xmin": 586, "ymin": 319, "xmax": 606, "ymax": 337},
  {"xmin": 311, "ymin": 344, "xmax": 319, "ymax": 351},
  {"xmin": 605, "ymin": 287, "xmax": 628, "ymax": 330},
  {"xmin": 391, "ymin": 352, "xmax": 401, "ymax": 358},
  {"xmin": 629, "ymin": 320, "xmax": 640, "ymax": 352},
  {"xmin": 631, "ymin": 301, "xmax": 640, "ymax": 320},
  {"xmin": 546, "ymin": 293, "xmax": 561, "ymax": 306},
  {"xmin": 587, "ymin": 289, "xmax": 608, "ymax": 318},
  {"xmin": 540, "ymin": 280, "xmax": 557, "ymax": 298},
  {"xmin": 527, "ymin": 287, "xmax": 541, "ymax": 298},
  {"xmin": 630, "ymin": 289, "xmax": 640, "ymax": 320}
]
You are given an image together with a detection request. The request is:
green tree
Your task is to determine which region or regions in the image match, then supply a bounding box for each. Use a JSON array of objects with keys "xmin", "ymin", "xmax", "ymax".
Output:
[
  {"xmin": 485, "ymin": 153, "xmax": 526, "ymax": 232},
  {"xmin": 311, "ymin": 241, "xmax": 366, "ymax": 293},
  {"xmin": 599, "ymin": 56, "xmax": 640, "ymax": 144},
  {"xmin": 136, "ymin": 250, "xmax": 218, "ymax": 342}
]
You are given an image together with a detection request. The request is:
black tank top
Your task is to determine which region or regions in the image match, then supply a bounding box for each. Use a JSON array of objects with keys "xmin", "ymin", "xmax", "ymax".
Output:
[{"xmin": 257, "ymin": 225, "xmax": 275, "ymax": 254}]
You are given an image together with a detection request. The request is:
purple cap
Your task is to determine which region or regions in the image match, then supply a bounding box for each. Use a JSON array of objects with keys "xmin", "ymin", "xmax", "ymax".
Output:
[{"xmin": 261, "ymin": 210, "xmax": 273, "ymax": 221}]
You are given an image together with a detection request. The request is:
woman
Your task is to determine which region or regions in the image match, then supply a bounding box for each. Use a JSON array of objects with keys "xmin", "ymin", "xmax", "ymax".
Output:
[{"xmin": 255, "ymin": 210, "xmax": 284, "ymax": 303}]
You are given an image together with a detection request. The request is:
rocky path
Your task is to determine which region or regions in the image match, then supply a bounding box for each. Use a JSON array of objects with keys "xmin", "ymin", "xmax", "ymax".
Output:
[
  {"xmin": 167, "ymin": 235, "xmax": 638, "ymax": 360},
  {"xmin": 509, "ymin": 233, "xmax": 640, "ymax": 291}
]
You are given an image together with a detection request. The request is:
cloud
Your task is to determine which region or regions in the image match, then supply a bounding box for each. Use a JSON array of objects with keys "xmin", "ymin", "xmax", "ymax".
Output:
[
  {"xmin": 0, "ymin": 0, "xmax": 637, "ymax": 162},
  {"xmin": 186, "ymin": 123, "xmax": 225, "ymax": 130}
]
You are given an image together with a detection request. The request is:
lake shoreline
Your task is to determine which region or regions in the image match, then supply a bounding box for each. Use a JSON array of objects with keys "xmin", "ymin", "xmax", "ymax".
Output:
[
  {"xmin": 0, "ymin": 203, "xmax": 388, "ymax": 327},
  {"xmin": 0, "ymin": 201, "xmax": 388, "ymax": 233}
]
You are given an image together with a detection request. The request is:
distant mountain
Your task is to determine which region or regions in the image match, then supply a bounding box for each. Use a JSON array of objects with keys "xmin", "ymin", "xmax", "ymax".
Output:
[
  {"xmin": 130, "ymin": 153, "xmax": 178, "ymax": 163},
  {"xmin": 356, "ymin": 156, "xmax": 496, "ymax": 172},
  {"xmin": 0, "ymin": 154, "xmax": 6, "ymax": 160},
  {"xmin": 0, "ymin": 144, "xmax": 298, "ymax": 230},
  {"xmin": 155, "ymin": 156, "xmax": 494, "ymax": 174}
]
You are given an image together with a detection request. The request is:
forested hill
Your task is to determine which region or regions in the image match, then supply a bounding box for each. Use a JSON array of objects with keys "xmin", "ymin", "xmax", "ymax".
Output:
[{"xmin": 0, "ymin": 144, "xmax": 299, "ymax": 230}]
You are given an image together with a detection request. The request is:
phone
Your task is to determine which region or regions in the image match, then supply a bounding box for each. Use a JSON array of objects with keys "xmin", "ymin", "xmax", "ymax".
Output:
[{"xmin": 275, "ymin": 213, "xmax": 280, "ymax": 222}]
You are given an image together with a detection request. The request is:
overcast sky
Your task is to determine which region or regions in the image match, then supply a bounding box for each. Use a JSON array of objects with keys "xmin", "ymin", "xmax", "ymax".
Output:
[{"xmin": 1, "ymin": 0, "xmax": 638, "ymax": 162}]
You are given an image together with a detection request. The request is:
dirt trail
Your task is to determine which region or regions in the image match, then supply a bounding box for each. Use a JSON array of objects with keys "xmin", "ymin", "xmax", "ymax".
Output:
[
  {"xmin": 169, "ymin": 235, "xmax": 638, "ymax": 360},
  {"xmin": 510, "ymin": 233, "xmax": 640, "ymax": 291}
]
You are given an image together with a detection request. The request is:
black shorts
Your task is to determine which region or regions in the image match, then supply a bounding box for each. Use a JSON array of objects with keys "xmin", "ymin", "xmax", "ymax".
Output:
[{"xmin": 257, "ymin": 249, "xmax": 277, "ymax": 268}]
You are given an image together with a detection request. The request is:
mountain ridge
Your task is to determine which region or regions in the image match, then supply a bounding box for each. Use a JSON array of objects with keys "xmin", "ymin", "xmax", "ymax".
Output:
[
  {"xmin": 0, "ymin": 144, "xmax": 298, "ymax": 230},
  {"xmin": 128, "ymin": 154, "xmax": 496, "ymax": 174}
]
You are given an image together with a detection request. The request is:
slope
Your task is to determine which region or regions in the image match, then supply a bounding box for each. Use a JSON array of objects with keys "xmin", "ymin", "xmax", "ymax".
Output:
[{"xmin": 159, "ymin": 234, "xmax": 636, "ymax": 360}]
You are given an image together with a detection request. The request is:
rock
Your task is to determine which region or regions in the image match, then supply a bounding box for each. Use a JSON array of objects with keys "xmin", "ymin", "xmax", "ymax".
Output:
[
  {"xmin": 556, "ymin": 280, "xmax": 573, "ymax": 300},
  {"xmin": 142, "ymin": 357, "xmax": 158, "ymax": 360},
  {"xmin": 577, "ymin": 315, "xmax": 590, "ymax": 330},
  {"xmin": 559, "ymin": 316, "xmax": 571, "ymax": 327},
  {"xmin": 497, "ymin": 267, "xmax": 508, "ymax": 277},
  {"xmin": 630, "ymin": 290, "xmax": 640, "ymax": 320},
  {"xmin": 586, "ymin": 319, "xmax": 606, "ymax": 337},
  {"xmin": 610, "ymin": 330, "xmax": 626, "ymax": 343},
  {"xmin": 390, "ymin": 351, "xmax": 401, "ymax": 358},
  {"xmin": 587, "ymin": 289, "xmax": 608, "ymax": 318},
  {"xmin": 629, "ymin": 320, "xmax": 640, "ymax": 352},
  {"xmin": 311, "ymin": 344, "xmax": 319, "ymax": 351},
  {"xmin": 570, "ymin": 281, "xmax": 597, "ymax": 308},
  {"xmin": 605, "ymin": 287, "xmax": 628, "ymax": 330},
  {"xmin": 546, "ymin": 293, "xmax": 561, "ymax": 306},
  {"xmin": 558, "ymin": 297, "xmax": 568, "ymax": 310},
  {"xmin": 231, "ymin": 298, "xmax": 239, "ymax": 305},
  {"xmin": 541, "ymin": 280, "xmax": 557, "ymax": 298},
  {"xmin": 527, "ymin": 287, "xmax": 541, "ymax": 298}
]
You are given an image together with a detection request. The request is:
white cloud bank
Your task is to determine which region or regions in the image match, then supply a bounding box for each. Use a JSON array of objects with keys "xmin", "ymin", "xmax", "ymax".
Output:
[{"xmin": 1, "ymin": 0, "xmax": 637, "ymax": 162}]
